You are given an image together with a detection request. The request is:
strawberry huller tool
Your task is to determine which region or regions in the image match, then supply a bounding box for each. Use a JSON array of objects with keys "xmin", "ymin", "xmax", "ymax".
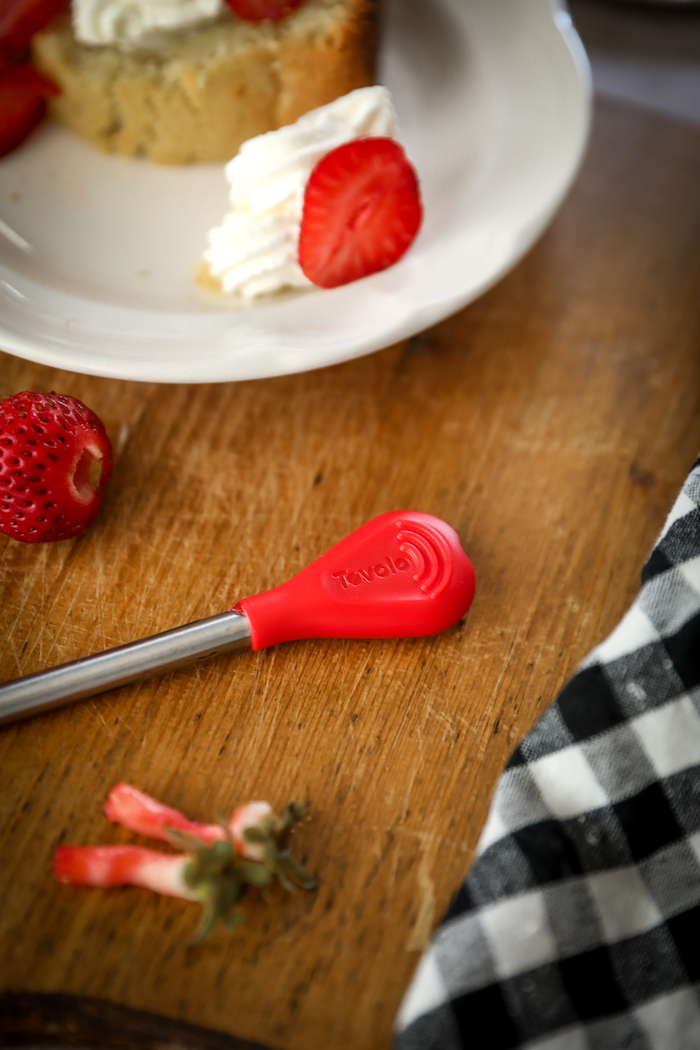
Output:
[{"xmin": 0, "ymin": 511, "xmax": 475, "ymax": 726}]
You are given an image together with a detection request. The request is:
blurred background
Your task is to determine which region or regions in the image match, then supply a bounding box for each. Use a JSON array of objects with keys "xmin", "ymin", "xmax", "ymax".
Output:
[{"xmin": 569, "ymin": 0, "xmax": 700, "ymax": 126}]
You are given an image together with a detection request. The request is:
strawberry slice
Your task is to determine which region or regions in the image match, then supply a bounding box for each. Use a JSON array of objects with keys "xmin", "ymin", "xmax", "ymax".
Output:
[
  {"xmin": 298, "ymin": 136, "xmax": 422, "ymax": 290},
  {"xmin": 0, "ymin": 0, "xmax": 69, "ymax": 60},
  {"xmin": 0, "ymin": 64, "xmax": 59, "ymax": 158},
  {"xmin": 223, "ymin": 0, "xmax": 304, "ymax": 21}
]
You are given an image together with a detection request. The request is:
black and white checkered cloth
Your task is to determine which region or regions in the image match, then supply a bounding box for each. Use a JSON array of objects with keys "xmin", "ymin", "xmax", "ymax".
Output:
[{"xmin": 396, "ymin": 456, "xmax": 700, "ymax": 1050}]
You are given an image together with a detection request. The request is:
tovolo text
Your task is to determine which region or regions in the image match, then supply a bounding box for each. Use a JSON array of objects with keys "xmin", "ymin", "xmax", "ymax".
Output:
[{"xmin": 332, "ymin": 555, "xmax": 410, "ymax": 588}]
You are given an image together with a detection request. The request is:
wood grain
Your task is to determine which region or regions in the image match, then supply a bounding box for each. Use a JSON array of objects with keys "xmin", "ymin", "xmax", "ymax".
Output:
[
  {"xmin": 1, "ymin": 98, "xmax": 700, "ymax": 1050},
  {"xmin": 0, "ymin": 993, "xmax": 266, "ymax": 1049}
]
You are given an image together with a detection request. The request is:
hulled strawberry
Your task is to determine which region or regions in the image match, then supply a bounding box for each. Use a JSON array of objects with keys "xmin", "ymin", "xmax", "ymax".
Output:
[
  {"xmin": 0, "ymin": 391, "xmax": 113, "ymax": 543},
  {"xmin": 298, "ymin": 136, "xmax": 422, "ymax": 289}
]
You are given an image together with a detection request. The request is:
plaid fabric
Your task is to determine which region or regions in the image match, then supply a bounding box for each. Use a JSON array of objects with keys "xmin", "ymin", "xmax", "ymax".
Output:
[{"xmin": 395, "ymin": 456, "xmax": 700, "ymax": 1050}]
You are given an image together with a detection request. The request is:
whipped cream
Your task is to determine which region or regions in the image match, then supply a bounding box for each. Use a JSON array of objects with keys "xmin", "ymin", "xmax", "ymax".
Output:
[
  {"xmin": 202, "ymin": 85, "xmax": 398, "ymax": 300},
  {"xmin": 72, "ymin": 0, "xmax": 224, "ymax": 47}
]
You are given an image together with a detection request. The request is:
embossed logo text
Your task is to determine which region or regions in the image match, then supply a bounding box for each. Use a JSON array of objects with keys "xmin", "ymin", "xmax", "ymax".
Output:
[{"xmin": 332, "ymin": 555, "xmax": 410, "ymax": 588}]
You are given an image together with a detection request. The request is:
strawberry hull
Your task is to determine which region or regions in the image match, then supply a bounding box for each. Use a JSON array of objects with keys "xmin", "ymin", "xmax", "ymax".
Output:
[
  {"xmin": 53, "ymin": 845, "xmax": 196, "ymax": 898},
  {"xmin": 104, "ymin": 783, "xmax": 226, "ymax": 845},
  {"xmin": 53, "ymin": 786, "xmax": 316, "ymax": 940}
]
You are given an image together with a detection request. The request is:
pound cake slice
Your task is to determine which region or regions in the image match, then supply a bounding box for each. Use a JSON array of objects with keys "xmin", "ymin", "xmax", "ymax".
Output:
[{"xmin": 31, "ymin": 0, "xmax": 377, "ymax": 164}]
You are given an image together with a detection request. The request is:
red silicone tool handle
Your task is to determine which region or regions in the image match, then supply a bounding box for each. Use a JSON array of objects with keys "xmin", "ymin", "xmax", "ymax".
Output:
[{"xmin": 234, "ymin": 511, "xmax": 475, "ymax": 651}]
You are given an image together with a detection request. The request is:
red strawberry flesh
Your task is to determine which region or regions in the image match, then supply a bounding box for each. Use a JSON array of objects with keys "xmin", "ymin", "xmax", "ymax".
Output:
[
  {"xmin": 53, "ymin": 845, "xmax": 194, "ymax": 897},
  {"xmin": 0, "ymin": 391, "xmax": 112, "ymax": 543},
  {"xmin": 0, "ymin": 0, "xmax": 69, "ymax": 60},
  {"xmin": 223, "ymin": 0, "xmax": 304, "ymax": 21},
  {"xmin": 104, "ymin": 783, "xmax": 226, "ymax": 844},
  {"xmin": 298, "ymin": 136, "xmax": 422, "ymax": 289},
  {"xmin": 0, "ymin": 64, "xmax": 59, "ymax": 158}
]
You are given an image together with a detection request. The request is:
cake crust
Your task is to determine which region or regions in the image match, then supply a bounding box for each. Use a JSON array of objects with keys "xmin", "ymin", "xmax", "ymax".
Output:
[{"xmin": 31, "ymin": 0, "xmax": 377, "ymax": 164}]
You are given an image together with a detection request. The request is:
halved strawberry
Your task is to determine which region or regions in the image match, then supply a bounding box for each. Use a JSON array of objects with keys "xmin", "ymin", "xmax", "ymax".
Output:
[
  {"xmin": 223, "ymin": 0, "xmax": 304, "ymax": 21},
  {"xmin": 0, "ymin": 0, "xmax": 69, "ymax": 60},
  {"xmin": 298, "ymin": 136, "xmax": 422, "ymax": 290},
  {"xmin": 0, "ymin": 64, "xmax": 59, "ymax": 158}
]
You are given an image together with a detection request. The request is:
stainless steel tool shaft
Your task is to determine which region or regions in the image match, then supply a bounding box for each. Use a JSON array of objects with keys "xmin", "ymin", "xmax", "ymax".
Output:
[
  {"xmin": 0, "ymin": 511, "xmax": 477, "ymax": 728},
  {"xmin": 0, "ymin": 611, "xmax": 251, "ymax": 726}
]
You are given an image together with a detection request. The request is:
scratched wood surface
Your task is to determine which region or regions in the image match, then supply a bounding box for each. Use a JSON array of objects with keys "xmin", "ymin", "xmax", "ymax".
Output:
[{"xmin": 1, "ymin": 98, "xmax": 700, "ymax": 1050}]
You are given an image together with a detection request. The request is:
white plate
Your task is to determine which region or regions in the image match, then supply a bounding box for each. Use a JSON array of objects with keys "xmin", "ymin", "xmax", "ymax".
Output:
[{"xmin": 0, "ymin": 0, "xmax": 591, "ymax": 383}]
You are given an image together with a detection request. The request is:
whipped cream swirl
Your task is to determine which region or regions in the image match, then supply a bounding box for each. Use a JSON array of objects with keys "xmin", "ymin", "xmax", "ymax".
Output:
[
  {"xmin": 72, "ymin": 0, "xmax": 224, "ymax": 47},
  {"xmin": 202, "ymin": 86, "xmax": 399, "ymax": 300}
]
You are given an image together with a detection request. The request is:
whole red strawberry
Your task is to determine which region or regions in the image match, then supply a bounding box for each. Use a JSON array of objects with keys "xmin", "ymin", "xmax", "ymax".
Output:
[
  {"xmin": 298, "ymin": 136, "xmax": 422, "ymax": 289},
  {"xmin": 0, "ymin": 391, "xmax": 113, "ymax": 543}
]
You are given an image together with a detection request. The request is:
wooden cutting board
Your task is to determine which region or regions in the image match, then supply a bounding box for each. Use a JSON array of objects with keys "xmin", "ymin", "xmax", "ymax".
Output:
[{"xmin": 1, "ymin": 97, "xmax": 700, "ymax": 1050}]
